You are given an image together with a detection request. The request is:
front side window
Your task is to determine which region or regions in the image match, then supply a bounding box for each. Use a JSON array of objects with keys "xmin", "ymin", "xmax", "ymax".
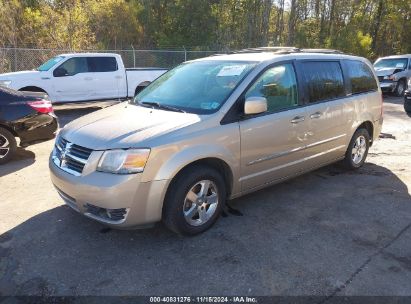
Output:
[
  {"xmin": 88, "ymin": 57, "xmax": 118, "ymax": 72},
  {"xmin": 245, "ymin": 63, "xmax": 298, "ymax": 112},
  {"xmin": 345, "ymin": 60, "xmax": 378, "ymax": 94},
  {"xmin": 302, "ymin": 61, "xmax": 345, "ymax": 103},
  {"xmin": 54, "ymin": 57, "xmax": 88, "ymax": 77},
  {"xmin": 135, "ymin": 60, "xmax": 256, "ymax": 114}
]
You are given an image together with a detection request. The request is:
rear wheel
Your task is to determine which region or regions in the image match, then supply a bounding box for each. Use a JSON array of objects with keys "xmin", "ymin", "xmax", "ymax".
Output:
[
  {"xmin": 0, "ymin": 127, "xmax": 17, "ymax": 164},
  {"xmin": 343, "ymin": 128, "xmax": 370, "ymax": 169},
  {"xmin": 163, "ymin": 165, "xmax": 226, "ymax": 235}
]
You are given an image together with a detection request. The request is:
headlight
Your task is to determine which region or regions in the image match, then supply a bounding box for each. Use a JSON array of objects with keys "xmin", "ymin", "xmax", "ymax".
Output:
[
  {"xmin": 0, "ymin": 80, "xmax": 12, "ymax": 87},
  {"xmin": 97, "ymin": 149, "xmax": 150, "ymax": 174},
  {"xmin": 384, "ymin": 75, "xmax": 395, "ymax": 81}
]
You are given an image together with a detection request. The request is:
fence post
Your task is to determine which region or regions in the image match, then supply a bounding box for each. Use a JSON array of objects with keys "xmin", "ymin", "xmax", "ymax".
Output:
[
  {"xmin": 13, "ymin": 48, "xmax": 17, "ymax": 72},
  {"xmin": 183, "ymin": 46, "xmax": 187, "ymax": 62},
  {"xmin": 131, "ymin": 44, "xmax": 136, "ymax": 68}
]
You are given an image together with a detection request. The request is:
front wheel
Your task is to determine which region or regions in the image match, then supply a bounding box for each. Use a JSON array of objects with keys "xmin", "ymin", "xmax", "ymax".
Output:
[
  {"xmin": 0, "ymin": 127, "xmax": 17, "ymax": 164},
  {"xmin": 343, "ymin": 128, "xmax": 370, "ymax": 169},
  {"xmin": 395, "ymin": 79, "xmax": 406, "ymax": 97},
  {"xmin": 163, "ymin": 166, "xmax": 226, "ymax": 235}
]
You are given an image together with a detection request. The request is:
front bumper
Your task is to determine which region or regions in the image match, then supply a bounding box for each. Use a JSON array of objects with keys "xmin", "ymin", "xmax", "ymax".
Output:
[
  {"xmin": 379, "ymin": 81, "xmax": 397, "ymax": 92},
  {"xmin": 49, "ymin": 156, "xmax": 169, "ymax": 228}
]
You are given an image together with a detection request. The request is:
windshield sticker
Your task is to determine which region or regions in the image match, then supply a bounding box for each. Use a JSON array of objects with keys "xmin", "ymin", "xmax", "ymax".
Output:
[
  {"xmin": 201, "ymin": 103, "xmax": 212, "ymax": 110},
  {"xmin": 217, "ymin": 65, "xmax": 247, "ymax": 77},
  {"xmin": 396, "ymin": 63, "xmax": 405, "ymax": 68},
  {"xmin": 211, "ymin": 102, "xmax": 220, "ymax": 109}
]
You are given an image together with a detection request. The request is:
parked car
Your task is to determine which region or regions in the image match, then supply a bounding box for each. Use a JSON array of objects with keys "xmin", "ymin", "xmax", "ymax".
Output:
[
  {"xmin": 49, "ymin": 49, "xmax": 383, "ymax": 235},
  {"xmin": 0, "ymin": 86, "xmax": 58, "ymax": 164},
  {"xmin": 0, "ymin": 53, "xmax": 167, "ymax": 103},
  {"xmin": 374, "ymin": 54, "xmax": 411, "ymax": 96}
]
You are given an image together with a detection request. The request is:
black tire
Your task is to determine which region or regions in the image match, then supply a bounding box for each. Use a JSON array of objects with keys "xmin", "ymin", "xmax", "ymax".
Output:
[
  {"xmin": 163, "ymin": 165, "xmax": 226, "ymax": 236},
  {"xmin": 395, "ymin": 79, "xmax": 406, "ymax": 97},
  {"xmin": 342, "ymin": 128, "xmax": 370, "ymax": 169},
  {"xmin": 0, "ymin": 127, "xmax": 17, "ymax": 165}
]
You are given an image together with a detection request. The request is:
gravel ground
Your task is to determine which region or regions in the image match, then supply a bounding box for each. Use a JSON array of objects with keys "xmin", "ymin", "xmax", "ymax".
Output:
[{"xmin": 1, "ymin": 96, "xmax": 410, "ymax": 297}]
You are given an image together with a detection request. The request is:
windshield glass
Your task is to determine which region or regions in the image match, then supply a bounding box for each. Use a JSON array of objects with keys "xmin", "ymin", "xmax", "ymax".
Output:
[
  {"xmin": 37, "ymin": 56, "xmax": 65, "ymax": 71},
  {"xmin": 134, "ymin": 60, "xmax": 257, "ymax": 114},
  {"xmin": 374, "ymin": 58, "xmax": 408, "ymax": 70}
]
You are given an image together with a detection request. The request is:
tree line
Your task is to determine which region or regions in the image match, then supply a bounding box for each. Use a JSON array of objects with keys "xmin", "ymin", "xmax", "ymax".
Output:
[{"xmin": 1, "ymin": 0, "xmax": 410, "ymax": 59}]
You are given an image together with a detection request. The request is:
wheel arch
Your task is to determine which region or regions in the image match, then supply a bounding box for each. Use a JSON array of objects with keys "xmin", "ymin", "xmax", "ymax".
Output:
[
  {"xmin": 0, "ymin": 123, "xmax": 18, "ymax": 137},
  {"xmin": 134, "ymin": 81, "xmax": 151, "ymax": 96},
  {"xmin": 356, "ymin": 121, "xmax": 374, "ymax": 145},
  {"xmin": 18, "ymin": 86, "xmax": 48, "ymax": 95}
]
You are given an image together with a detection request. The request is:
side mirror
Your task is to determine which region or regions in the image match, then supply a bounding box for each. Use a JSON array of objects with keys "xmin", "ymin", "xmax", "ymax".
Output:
[
  {"xmin": 53, "ymin": 67, "xmax": 67, "ymax": 77},
  {"xmin": 244, "ymin": 96, "xmax": 267, "ymax": 115}
]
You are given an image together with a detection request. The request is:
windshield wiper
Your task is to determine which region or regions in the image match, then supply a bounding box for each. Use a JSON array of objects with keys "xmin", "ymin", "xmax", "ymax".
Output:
[{"xmin": 140, "ymin": 101, "xmax": 186, "ymax": 113}]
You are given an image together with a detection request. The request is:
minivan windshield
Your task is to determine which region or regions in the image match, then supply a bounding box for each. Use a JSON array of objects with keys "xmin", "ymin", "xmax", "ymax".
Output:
[
  {"xmin": 37, "ymin": 56, "xmax": 65, "ymax": 71},
  {"xmin": 374, "ymin": 58, "xmax": 408, "ymax": 70},
  {"xmin": 134, "ymin": 60, "xmax": 256, "ymax": 114}
]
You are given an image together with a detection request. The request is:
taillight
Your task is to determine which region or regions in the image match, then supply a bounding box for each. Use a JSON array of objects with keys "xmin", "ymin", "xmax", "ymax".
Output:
[{"xmin": 28, "ymin": 99, "xmax": 53, "ymax": 114}]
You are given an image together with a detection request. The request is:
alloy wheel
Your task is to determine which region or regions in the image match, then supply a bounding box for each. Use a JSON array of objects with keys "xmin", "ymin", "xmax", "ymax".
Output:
[
  {"xmin": 183, "ymin": 180, "xmax": 219, "ymax": 226},
  {"xmin": 0, "ymin": 134, "xmax": 10, "ymax": 159},
  {"xmin": 351, "ymin": 135, "xmax": 367, "ymax": 165}
]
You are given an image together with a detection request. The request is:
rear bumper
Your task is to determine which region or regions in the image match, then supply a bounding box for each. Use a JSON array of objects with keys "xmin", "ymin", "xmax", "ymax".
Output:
[
  {"xmin": 49, "ymin": 156, "xmax": 169, "ymax": 228},
  {"xmin": 18, "ymin": 114, "xmax": 58, "ymax": 145}
]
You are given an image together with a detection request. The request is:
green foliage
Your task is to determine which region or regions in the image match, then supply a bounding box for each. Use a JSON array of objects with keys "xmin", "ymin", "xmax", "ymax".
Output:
[{"xmin": 0, "ymin": 0, "xmax": 410, "ymax": 59}]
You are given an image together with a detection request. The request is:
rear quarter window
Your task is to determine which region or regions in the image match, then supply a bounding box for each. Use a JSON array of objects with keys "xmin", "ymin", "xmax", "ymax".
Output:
[
  {"xmin": 88, "ymin": 57, "xmax": 118, "ymax": 72},
  {"xmin": 345, "ymin": 60, "xmax": 378, "ymax": 94},
  {"xmin": 301, "ymin": 61, "xmax": 345, "ymax": 103}
]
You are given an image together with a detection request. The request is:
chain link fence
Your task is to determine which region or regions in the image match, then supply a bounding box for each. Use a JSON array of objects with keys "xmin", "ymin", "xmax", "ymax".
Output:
[{"xmin": 0, "ymin": 48, "xmax": 220, "ymax": 73}]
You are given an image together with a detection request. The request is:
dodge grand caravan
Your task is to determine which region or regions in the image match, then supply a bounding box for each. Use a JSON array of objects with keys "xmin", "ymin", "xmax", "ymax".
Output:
[{"xmin": 50, "ymin": 48, "xmax": 383, "ymax": 235}]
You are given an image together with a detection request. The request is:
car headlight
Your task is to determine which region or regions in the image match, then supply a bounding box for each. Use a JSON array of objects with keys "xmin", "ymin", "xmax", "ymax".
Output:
[
  {"xmin": 97, "ymin": 149, "xmax": 150, "ymax": 174},
  {"xmin": 0, "ymin": 80, "xmax": 12, "ymax": 87},
  {"xmin": 384, "ymin": 75, "xmax": 396, "ymax": 81}
]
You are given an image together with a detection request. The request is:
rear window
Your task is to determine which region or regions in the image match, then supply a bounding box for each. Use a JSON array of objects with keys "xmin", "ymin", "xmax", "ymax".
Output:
[
  {"xmin": 345, "ymin": 60, "xmax": 378, "ymax": 94},
  {"xmin": 301, "ymin": 61, "xmax": 345, "ymax": 103},
  {"xmin": 87, "ymin": 57, "xmax": 118, "ymax": 72}
]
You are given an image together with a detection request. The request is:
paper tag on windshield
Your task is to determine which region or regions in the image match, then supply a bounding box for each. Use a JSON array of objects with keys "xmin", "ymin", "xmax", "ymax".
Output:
[
  {"xmin": 396, "ymin": 63, "xmax": 404, "ymax": 68},
  {"xmin": 217, "ymin": 65, "xmax": 247, "ymax": 77}
]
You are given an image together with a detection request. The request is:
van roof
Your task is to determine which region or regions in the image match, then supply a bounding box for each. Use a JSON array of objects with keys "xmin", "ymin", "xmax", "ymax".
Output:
[{"xmin": 194, "ymin": 50, "xmax": 367, "ymax": 63}]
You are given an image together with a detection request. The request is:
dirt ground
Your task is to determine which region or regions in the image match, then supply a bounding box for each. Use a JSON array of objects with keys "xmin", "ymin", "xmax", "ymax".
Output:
[{"xmin": 1, "ymin": 96, "xmax": 411, "ymax": 297}]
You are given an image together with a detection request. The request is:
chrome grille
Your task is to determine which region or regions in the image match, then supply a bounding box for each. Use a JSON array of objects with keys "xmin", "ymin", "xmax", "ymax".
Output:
[{"xmin": 52, "ymin": 136, "xmax": 93, "ymax": 176}]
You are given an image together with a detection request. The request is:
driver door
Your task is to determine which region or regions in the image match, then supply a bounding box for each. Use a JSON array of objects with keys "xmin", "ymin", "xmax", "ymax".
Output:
[
  {"xmin": 52, "ymin": 57, "xmax": 94, "ymax": 102},
  {"xmin": 239, "ymin": 62, "xmax": 309, "ymax": 191}
]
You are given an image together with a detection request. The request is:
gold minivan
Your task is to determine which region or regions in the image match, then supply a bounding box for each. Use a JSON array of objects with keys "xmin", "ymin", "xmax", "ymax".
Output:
[{"xmin": 50, "ymin": 49, "xmax": 383, "ymax": 235}]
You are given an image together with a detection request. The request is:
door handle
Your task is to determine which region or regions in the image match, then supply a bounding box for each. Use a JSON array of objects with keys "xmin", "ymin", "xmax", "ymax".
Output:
[
  {"xmin": 310, "ymin": 112, "xmax": 322, "ymax": 119},
  {"xmin": 290, "ymin": 116, "xmax": 305, "ymax": 124},
  {"xmin": 84, "ymin": 77, "xmax": 93, "ymax": 81}
]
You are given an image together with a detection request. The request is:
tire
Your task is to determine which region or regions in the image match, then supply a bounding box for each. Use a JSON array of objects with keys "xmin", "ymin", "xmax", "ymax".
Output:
[
  {"xmin": 342, "ymin": 128, "xmax": 370, "ymax": 169},
  {"xmin": 163, "ymin": 165, "xmax": 226, "ymax": 236},
  {"xmin": 0, "ymin": 127, "xmax": 17, "ymax": 165},
  {"xmin": 395, "ymin": 79, "xmax": 406, "ymax": 97}
]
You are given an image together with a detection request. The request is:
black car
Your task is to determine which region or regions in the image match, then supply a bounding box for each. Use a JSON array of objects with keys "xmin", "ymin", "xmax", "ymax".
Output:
[
  {"xmin": 0, "ymin": 87, "xmax": 58, "ymax": 164},
  {"xmin": 405, "ymin": 90, "xmax": 411, "ymax": 114}
]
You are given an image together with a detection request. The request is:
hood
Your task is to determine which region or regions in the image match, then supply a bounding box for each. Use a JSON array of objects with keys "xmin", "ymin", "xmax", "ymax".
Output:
[
  {"xmin": 0, "ymin": 70, "xmax": 41, "ymax": 80},
  {"xmin": 374, "ymin": 67, "xmax": 399, "ymax": 77},
  {"xmin": 60, "ymin": 103, "xmax": 201, "ymax": 150}
]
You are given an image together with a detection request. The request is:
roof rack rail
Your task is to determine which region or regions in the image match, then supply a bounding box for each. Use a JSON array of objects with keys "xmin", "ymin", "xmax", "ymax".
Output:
[
  {"xmin": 300, "ymin": 48, "xmax": 344, "ymax": 54},
  {"xmin": 231, "ymin": 47, "xmax": 345, "ymax": 55},
  {"xmin": 232, "ymin": 47, "xmax": 300, "ymax": 54}
]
